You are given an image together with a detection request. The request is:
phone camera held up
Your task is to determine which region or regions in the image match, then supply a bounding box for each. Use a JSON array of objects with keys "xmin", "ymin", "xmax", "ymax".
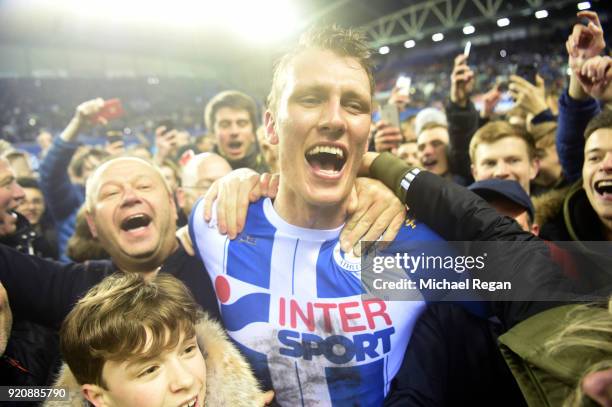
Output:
[
  {"xmin": 515, "ymin": 62, "xmax": 538, "ymax": 85},
  {"xmin": 496, "ymin": 75, "xmax": 509, "ymax": 92}
]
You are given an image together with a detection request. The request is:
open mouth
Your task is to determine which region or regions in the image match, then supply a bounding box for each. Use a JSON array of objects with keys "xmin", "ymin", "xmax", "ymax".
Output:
[
  {"xmin": 120, "ymin": 213, "xmax": 152, "ymax": 232},
  {"xmin": 421, "ymin": 157, "xmax": 437, "ymax": 168},
  {"xmin": 179, "ymin": 395, "xmax": 198, "ymax": 407},
  {"xmin": 594, "ymin": 180, "xmax": 612, "ymax": 197},
  {"xmin": 227, "ymin": 141, "xmax": 243, "ymax": 150},
  {"xmin": 305, "ymin": 145, "xmax": 347, "ymax": 176}
]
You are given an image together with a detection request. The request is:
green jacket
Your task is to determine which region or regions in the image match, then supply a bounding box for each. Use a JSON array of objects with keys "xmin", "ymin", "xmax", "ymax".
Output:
[{"xmin": 499, "ymin": 305, "xmax": 605, "ymax": 407}]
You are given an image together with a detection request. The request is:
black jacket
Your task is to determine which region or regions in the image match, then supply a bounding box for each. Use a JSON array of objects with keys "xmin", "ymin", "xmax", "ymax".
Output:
[
  {"xmin": 370, "ymin": 153, "xmax": 608, "ymax": 328},
  {"xmin": 444, "ymin": 99, "xmax": 481, "ymax": 184},
  {"xmin": 370, "ymin": 153, "xmax": 611, "ymax": 406},
  {"xmin": 384, "ymin": 304, "xmax": 526, "ymax": 407},
  {"xmin": 0, "ymin": 242, "xmax": 220, "ymax": 328},
  {"xmin": 541, "ymin": 180, "xmax": 606, "ymax": 242},
  {"xmin": 0, "ymin": 213, "xmax": 57, "ymax": 260}
]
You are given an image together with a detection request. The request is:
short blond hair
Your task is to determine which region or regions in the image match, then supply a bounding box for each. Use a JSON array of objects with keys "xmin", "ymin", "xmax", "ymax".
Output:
[
  {"xmin": 60, "ymin": 273, "xmax": 200, "ymax": 388},
  {"xmin": 469, "ymin": 121, "xmax": 536, "ymax": 163},
  {"xmin": 267, "ymin": 25, "xmax": 375, "ymax": 115}
]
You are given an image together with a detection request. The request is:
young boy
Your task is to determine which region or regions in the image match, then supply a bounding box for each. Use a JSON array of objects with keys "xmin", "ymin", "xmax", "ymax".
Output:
[{"xmin": 50, "ymin": 273, "xmax": 272, "ymax": 407}]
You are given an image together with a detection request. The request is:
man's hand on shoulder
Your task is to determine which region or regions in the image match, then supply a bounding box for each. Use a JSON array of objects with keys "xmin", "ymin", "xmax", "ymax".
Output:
[
  {"xmin": 203, "ymin": 169, "xmax": 279, "ymax": 239},
  {"xmin": 341, "ymin": 177, "xmax": 406, "ymax": 257}
]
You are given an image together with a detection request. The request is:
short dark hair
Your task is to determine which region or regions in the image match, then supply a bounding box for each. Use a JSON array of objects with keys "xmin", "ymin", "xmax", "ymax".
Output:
[
  {"xmin": 70, "ymin": 148, "xmax": 110, "ymax": 178},
  {"xmin": 267, "ymin": 25, "xmax": 375, "ymax": 114},
  {"xmin": 204, "ymin": 91, "xmax": 258, "ymax": 132},
  {"xmin": 584, "ymin": 109, "xmax": 612, "ymax": 141}
]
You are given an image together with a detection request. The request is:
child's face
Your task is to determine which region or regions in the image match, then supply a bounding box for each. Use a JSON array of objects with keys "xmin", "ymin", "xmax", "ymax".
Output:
[{"xmin": 86, "ymin": 332, "xmax": 206, "ymax": 407}]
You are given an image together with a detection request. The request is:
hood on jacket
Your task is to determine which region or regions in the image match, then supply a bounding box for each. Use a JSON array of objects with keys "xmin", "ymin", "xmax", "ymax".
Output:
[
  {"xmin": 499, "ymin": 304, "xmax": 610, "ymax": 407},
  {"xmin": 563, "ymin": 180, "xmax": 607, "ymax": 242},
  {"xmin": 44, "ymin": 315, "xmax": 270, "ymax": 407},
  {"xmin": 532, "ymin": 185, "xmax": 571, "ymax": 227}
]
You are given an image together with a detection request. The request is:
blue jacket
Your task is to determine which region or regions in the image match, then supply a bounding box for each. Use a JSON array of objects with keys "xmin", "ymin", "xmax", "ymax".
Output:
[
  {"xmin": 556, "ymin": 91, "xmax": 600, "ymax": 183},
  {"xmin": 39, "ymin": 137, "xmax": 84, "ymax": 262}
]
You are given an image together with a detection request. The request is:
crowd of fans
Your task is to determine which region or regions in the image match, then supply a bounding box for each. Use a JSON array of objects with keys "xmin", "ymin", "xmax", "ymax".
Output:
[
  {"xmin": 0, "ymin": 77, "xmax": 223, "ymax": 144},
  {"xmin": 374, "ymin": 31, "xmax": 570, "ymax": 107},
  {"xmin": 0, "ymin": 8, "xmax": 610, "ymax": 407}
]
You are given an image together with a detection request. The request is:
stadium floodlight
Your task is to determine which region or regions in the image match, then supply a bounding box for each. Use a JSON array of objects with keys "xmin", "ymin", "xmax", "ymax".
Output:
[
  {"xmin": 500, "ymin": 49, "xmax": 507, "ymax": 58},
  {"xmin": 57, "ymin": 0, "xmax": 300, "ymax": 44},
  {"xmin": 577, "ymin": 2, "xmax": 591, "ymax": 10},
  {"xmin": 535, "ymin": 10, "xmax": 548, "ymax": 19},
  {"xmin": 432, "ymin": 33, "xmax": 444, "ymax": 42},
  {"xmin": 463, "ymin": 25, "xmax": 475, "ymax": 35},
  {"xmin": 404, "ymin": 40, "xmax": 416, "ymax": 48},
  {"xmin": 379, "ymin": 46, "xmax": 390, "ymax": 55},
  {"xmin": 497, "ymin": 18, "xmax": 510, "ymax": 27}
]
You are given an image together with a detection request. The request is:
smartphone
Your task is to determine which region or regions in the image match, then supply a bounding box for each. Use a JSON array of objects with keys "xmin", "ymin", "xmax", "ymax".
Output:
[
  {"xmin": 496, "ymin": 75, "xmax": 509, "ymax": 92},
  {"xmin": 381, "ymin": 103, "xmax": 401, "ymax": 129},
  {"xmin": 463, "ymin": 41, "xmax": 472, "ymax": 58},
  {"xmin": 91, "ymin": 99, "xmax": 124, "ymax": 124},
  {"xmin": 396, "ymin": 76, "xmax": 412, "ymax": 96},
  {"xmin": 515, "ymin": 63, "xmax": 537, "ymax": 84},
  {"xmin": 577, "ymin": 17, "xmax": 594, "ymax": 48}
]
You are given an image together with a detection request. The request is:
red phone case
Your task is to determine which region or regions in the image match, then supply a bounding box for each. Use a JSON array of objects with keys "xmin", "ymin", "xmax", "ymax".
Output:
[{"xmin": 91, "ymin": 99, "xmax": 125, "ymax": 123}]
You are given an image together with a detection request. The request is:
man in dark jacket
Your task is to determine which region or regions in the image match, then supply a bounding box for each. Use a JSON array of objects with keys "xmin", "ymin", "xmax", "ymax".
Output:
[{"xmin": 362, "ymin": 151, "xmax": 612, "ymax": 406}]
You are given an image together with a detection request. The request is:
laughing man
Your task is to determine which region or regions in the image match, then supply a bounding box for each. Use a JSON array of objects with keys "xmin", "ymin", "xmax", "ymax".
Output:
[{"xmin": 189, "ymin": 26, "xmax": 447, "ymax": 406}]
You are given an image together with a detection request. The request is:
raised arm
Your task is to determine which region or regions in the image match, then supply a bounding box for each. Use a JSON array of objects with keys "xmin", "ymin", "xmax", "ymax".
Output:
[
  {"xmin": 557, "ymin": 11, "xmax": 607, "ymax": 181},
  {"xmin": 445, "ymin": 54, "xmax": 479, "ymax": 182},
  {"xmin": 40, "ymin": 98, "xmax": 106, "ymax": 220},
  {"xmin": 363, "ymin": 152, "xmax": 600, "ymax": 328}
]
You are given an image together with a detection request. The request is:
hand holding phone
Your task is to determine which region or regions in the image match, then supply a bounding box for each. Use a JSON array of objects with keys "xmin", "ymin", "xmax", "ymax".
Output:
[
  {"xmin": 89, "ymin": 99, "xmax": 125, "ymax": 125},
  {"xmin": 463, "ymin": 41, "xmax": 471, "ymax": 58},
  {"xmin": 381, "ymin": 103, "xmax": 401, "ymax": 130},
  {"xmin": 396, "ymin": 76, "xmax": 412, "ymax": 97},
  {"xmin": 373, "ymin": 118, "xmax": 403, "ymax": 153},
  {"xmin": 451, "ymin": 54, "xmax": 475, "ymax": 106},
  {"xmin": 515, "ymin": 63, "xmax": 538, "ymax": 85}
]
